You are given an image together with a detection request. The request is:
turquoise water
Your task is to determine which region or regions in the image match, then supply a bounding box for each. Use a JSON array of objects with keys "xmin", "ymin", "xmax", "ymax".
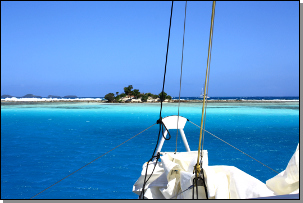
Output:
[{"xmin": 1, "ymin": 102, "xmax": 299, "ymax": 199}]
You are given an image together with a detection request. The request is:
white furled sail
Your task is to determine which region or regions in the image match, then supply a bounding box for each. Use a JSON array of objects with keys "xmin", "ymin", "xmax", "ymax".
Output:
[
  {"xmin": 132, "ymin": 150, "xmax": 209, "ymax": 199},
  {"xmin": 266, "ymin": 143, "xmax": 299, "ymax": 195},
  {"xmin": 133, "ymin": 144, "xmax": 299, "ymax": 199},
  {"xmin": 132, "ymin": 116, "xmax": 299, "ymax": 199}
]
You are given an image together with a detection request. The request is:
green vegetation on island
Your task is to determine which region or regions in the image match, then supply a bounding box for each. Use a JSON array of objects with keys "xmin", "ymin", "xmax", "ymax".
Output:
[{"xmin": 104, "ymin": 85, "xmax": 172, "ymax": 103}]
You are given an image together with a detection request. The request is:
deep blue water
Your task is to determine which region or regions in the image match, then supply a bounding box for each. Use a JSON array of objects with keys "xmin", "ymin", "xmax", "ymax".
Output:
[{"xmin": 1, "ymin": 101, "xmax": 299, "ymax": 199}]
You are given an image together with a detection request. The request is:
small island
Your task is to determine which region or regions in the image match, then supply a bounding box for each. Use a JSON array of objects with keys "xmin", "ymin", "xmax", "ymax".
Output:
[
  {"xmin": 48, "ymin": 95, "xmax": 62, "ymax": 98},
  {"xmin": 1, "ymin": 94, "xmax": 14, "ymax": 98},
  {"xmin": 63, "ymin": 95, "xmax": 78, "ymax": 98},
  {"xmin": 1, "ymin": 90, "xmax": 298, "ymax": 104},
  {"xmin": 22, "ymin": 94, "xmax": 42, "ymax": 98},
  {"xmin": 104, "ymin": 85, "xmax": 172, "ymax": 103}
]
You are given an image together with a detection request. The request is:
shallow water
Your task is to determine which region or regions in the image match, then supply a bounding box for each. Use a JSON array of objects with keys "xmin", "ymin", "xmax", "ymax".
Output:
[{"xmin": 1, "ymin": 102, "xmax": 299, "ymax": 199}]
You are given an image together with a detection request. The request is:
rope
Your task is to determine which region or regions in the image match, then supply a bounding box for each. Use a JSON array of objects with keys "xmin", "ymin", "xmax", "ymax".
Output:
[
  {"xmin": 157, "ymin": 118, "xmax": 172, "ymax": 141},
  {"xmin": 142, "ymin": 1, "xmax": 174, "ymax": 199},
  {"xmin": 170, "ymin": 172, "xmax": 207, "ymax": 199},
  {"xmin": 176, "ymin": 1, "xmax": 187, "ymax": 153},
  {"xmin": 151, "ymin": 0, "xmax": 174, "ymax": 159},
  {"xmin": 159, "ymin": 0, "xmax": 173, "ymax": 118},
  {"xmin": 201, "ymin": 167, "xmax": 208, "ymax": 199},
  {"xmin": 30, "ymin": 123, "xmax": 156, "ymax": 199},
  {"xmin": 196, "ymin": 0, "xmax": 216, "ymax": 175},
  {"xmin": 170, "ymin": 185, "xmax": 194, "ymax": 199},
  {"xmin": 139, "ymin": 152, "xmax": 160, "ymax": 199},
  {"xmin": 194, "ymin": 167, "xmax": 199, "ymax": 199},
  {"xmin": 201, "ymin": 1, "xmax": 215, "ymax": 160},
  {"xmin": 188, "ymin": 120, "xmax": 279, "ymax": 174}
]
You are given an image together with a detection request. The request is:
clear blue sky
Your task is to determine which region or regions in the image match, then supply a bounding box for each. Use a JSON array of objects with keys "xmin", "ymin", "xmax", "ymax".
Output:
[{"xmin": 1, "ymin": 1, "xmax": 299, "ymax": 97}]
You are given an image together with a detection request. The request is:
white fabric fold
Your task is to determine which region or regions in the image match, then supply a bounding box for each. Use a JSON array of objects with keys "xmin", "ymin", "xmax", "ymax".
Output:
[
  {"xmin": 266, "ymin": 143, "xmax": 299, "ymax": 195},
  {"xmin": 133, "ymin": 146, "xmax": 299, "ymax": 199}
]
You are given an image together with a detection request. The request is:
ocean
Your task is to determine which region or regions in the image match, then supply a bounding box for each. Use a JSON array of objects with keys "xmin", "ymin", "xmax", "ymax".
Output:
[{"xmin": 1, "ymin": 98, "xmax": 299, "ymax": 199}]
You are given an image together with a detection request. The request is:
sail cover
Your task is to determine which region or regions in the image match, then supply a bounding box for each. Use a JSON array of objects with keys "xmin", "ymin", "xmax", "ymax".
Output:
[
  {"xmin": 266, "ymin": 143, "xmax": 299, "ymax": 195},
  {"xmin": 133, "ymin": 145, "xmax": 299, "ymax": 199}
]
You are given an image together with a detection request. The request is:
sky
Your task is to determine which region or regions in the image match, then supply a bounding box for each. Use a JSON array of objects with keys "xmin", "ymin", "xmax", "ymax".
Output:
[{"xmin": 1, "ymin": 1, "xmax": 299, "ymax": 97}]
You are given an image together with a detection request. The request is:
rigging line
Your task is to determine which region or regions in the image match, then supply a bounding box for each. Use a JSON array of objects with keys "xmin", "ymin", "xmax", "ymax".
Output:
[
  {"xmin": 194, "ymin": 167, "xmax": 199, "ymax": 199},
  {"xmin": 151, "ymin": 0, "xmax": 174, "ymax": 161},
  {"xmin": 145, "ymin": 2, "xmax": 174, "ymax": 198},
  {"xmin": 188, "ymin": 120, "xmax": 279, "ymax": 174},
  {"xmin": 201, "ymin": 1, "xmax": 215, "ymax": 156},
  {"xmin": 196, "ymin": 1, "xmax": 216, "ymax": 174},
  {"xmin": 170, "ymin": 185, "xmax": 194, "ymax": 199},
  {"xmin": 176, "ymin": 1, "xmax": 187, "ymax": 153},
  {"xmin": 159, "ymin": 0, "xmax": 174, "ymax": 119},
  {"xmin": 151, "ymin": 1, "xmax": 174, "ymax": 159},
  {"xmin": 170, "ymin": 171, "xmax": 208, "ymax": 199},
  {"xmin": 151, "ymin": 121, "xmax": 163, "ymax": 158},
  {"xmin": 30, "ymin": 123, "xmax": 157, "ymax": 199},
  {"xmin": 140, "ymin": 153, "xmax": 160, "ymax": 199}
]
